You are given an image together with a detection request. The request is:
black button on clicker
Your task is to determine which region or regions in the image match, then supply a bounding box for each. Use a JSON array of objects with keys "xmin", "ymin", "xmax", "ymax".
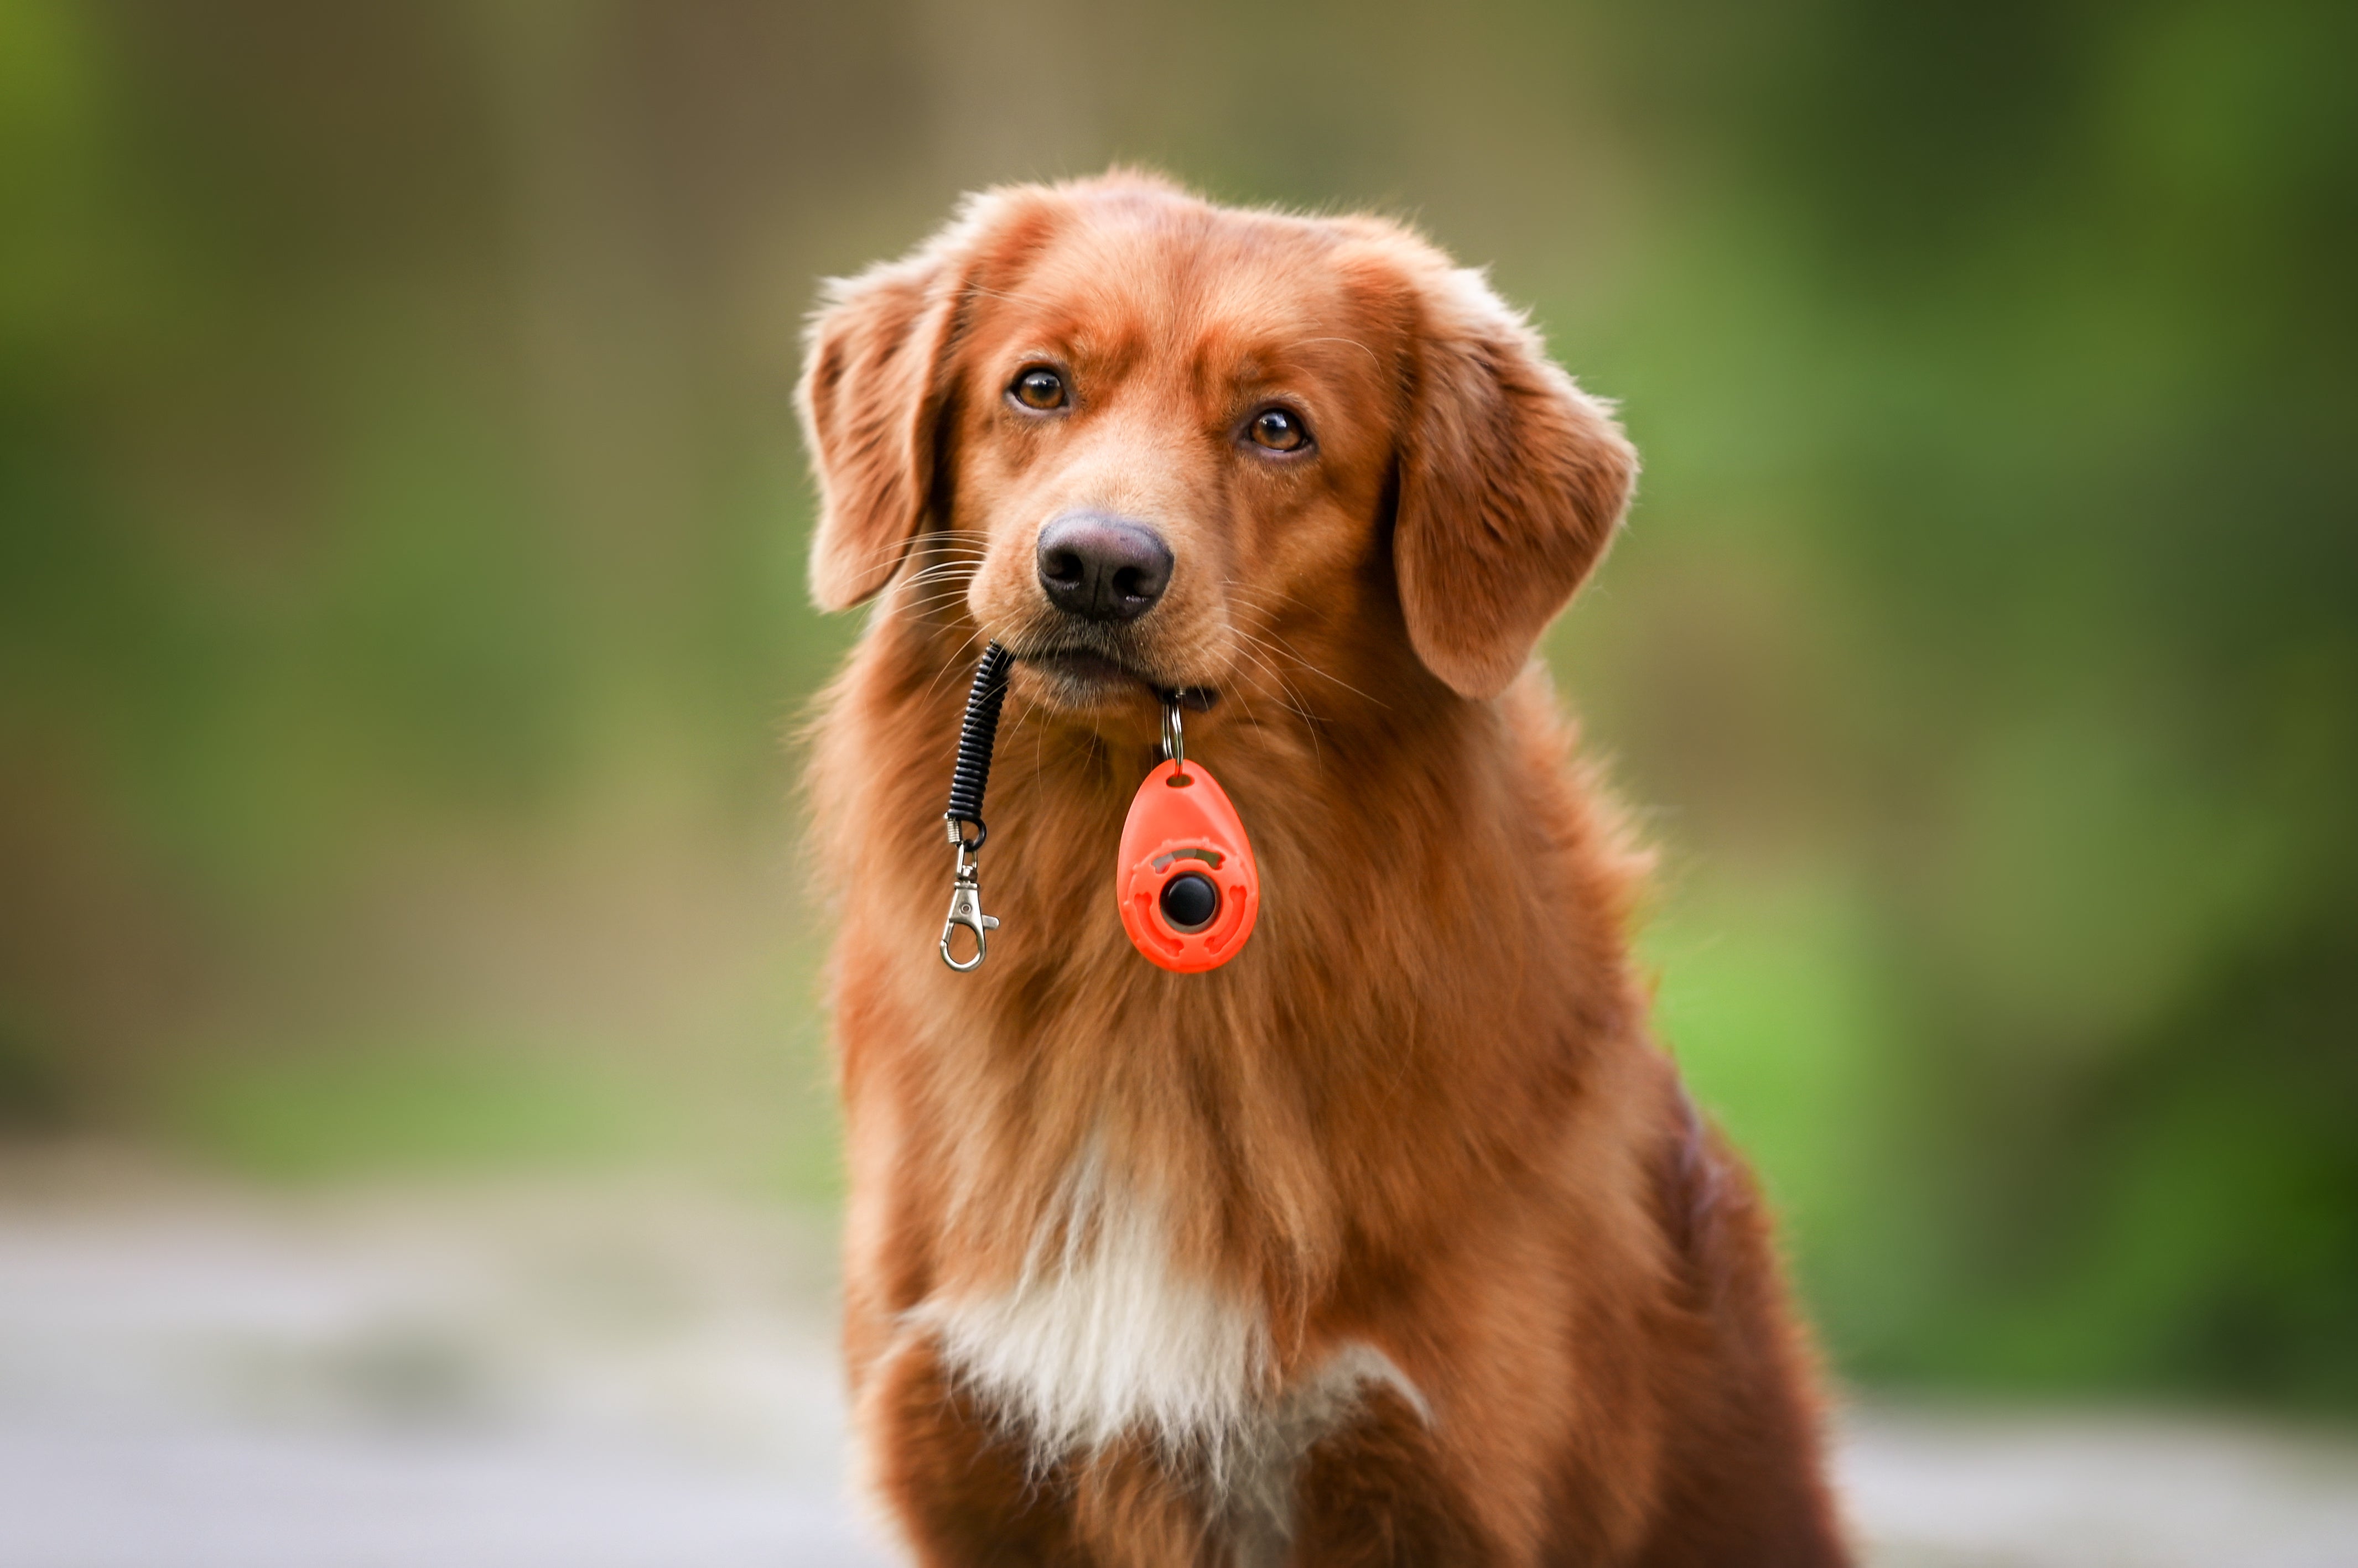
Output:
[{"xmin": 1159, "ymin": 872, "xmax": 1219, "ymax": 931}]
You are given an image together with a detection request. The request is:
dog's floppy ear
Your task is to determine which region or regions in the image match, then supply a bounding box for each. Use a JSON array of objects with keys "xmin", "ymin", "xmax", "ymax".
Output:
[
  {"xmin": 1393, "ymin": 268, "xmax": 1637, "ymax": 700},
  {"xmin": 797, "ymin": 212, "xmax": 988, "ymax": 611}
]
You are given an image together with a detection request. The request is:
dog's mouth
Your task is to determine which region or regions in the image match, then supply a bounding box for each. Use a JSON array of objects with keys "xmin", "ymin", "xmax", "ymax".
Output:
[
  {"xmin": 1027, "ymin": 645, "xmax": 1143, "ymax": 692},
  {"xmin": 1011, "ymin": 640, "xmax": 1219, "ymax": 713}
]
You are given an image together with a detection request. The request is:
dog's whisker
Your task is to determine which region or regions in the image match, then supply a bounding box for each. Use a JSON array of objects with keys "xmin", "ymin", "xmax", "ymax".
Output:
[
  {"xmin": 892, "ymin": 568, "xmax": 985, "ymax": 596},
  {"xmin": 1220, "ymin": 592, "xmax": 1384, "ymax": 709},
  {"xmin": 837, "ymin": 542, "xmax": 990, "ymax": 584},
  {"xmin": 896, "ymin": 607, "xmax": 978, "ymax": 631},
  {"xmin": 888, "ymin": 586, "xmax": 983, "ymax": 619},
  {"xmin": 1231, "ymin": 635, "xmax": 1313, "ymax": 717},
  {"xmin": 1229, "ymin": 622, "xmax": 1324, "ymax": 710},
  {"xmin": 1221, "ymin": 635, "xmax": 1315, "ymax": 736},
  {"xmin": 902, "ymin": 551, "xmax": 985, "ymax": 574},
  {"xmin": 892, "ymin": 572, "xmax": 981, "ymax": 603},
  {"xmin": 1224, "ymin": 673, "xmax": 1297, "ymax": 760},
  {"xmin": 1265, "ymin": 636, "xmax": 1380, "ymax": 707},
  {"xmin": 840, "ymin": 530, "xmax": 990, "ymax": 565},
  {"xmin": 1229, "ymin": 639, "xmax": 1327, "ymax": 769},
  {"xmin": 894, "ymin": 598, "xmax": 980, "ymax": 627},
  {"xmin": 921, "ymin": 625, "xmax": 995, "ymax": 706},
  {"xmin": 895, "ymin": 582, "xmax": 978, "ymax": 606},
  {"xmin": 1277, "ymin": 334, "xmax": 1382, "ymax": 370},
  {"xmin": 894, "ymin": 572, "xmax": 980, "ymax": 602}
]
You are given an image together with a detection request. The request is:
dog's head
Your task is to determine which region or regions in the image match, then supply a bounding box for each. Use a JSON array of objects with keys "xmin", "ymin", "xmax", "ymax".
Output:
[{"xmin": 799, "ymin": 173, "xmax": 1634, "ymax": 726}]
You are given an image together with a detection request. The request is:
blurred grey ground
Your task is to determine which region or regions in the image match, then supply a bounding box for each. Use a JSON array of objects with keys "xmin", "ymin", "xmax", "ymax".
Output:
[{"xmin": 2, "ymin": 1152, "xmax": 2352, "ymax": 1568}]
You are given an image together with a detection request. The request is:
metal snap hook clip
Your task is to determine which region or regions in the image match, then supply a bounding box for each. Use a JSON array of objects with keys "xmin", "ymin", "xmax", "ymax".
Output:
[{"xmin": 939, "ymin": 827, "xmax": 998, "ymax": 972}]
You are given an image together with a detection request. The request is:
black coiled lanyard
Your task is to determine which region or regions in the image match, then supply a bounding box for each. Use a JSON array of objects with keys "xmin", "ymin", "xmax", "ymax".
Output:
[
  {"xmin": 937, "ymin": 643, "xmax": 1243, "ymax": 975},
  {"xmin": 938, "ymin": 643, "xmax": 1014, "ymax": 970}
]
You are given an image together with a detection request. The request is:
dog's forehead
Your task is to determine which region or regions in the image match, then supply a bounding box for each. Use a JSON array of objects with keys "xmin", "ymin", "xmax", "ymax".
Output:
[{"xmin": 978, "ymin": 206, "xmax": 1380, "ymax": 381}]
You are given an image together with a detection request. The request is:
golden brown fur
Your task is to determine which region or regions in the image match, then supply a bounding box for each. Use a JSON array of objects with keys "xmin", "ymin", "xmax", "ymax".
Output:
[{"xmin": 798, "ymin": 172, "xmax": 1847, "ymax": 1566}]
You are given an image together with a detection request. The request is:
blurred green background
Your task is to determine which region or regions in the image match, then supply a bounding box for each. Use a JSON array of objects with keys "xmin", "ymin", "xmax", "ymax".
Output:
[{"xmin": 1, "ymin": 0, "xmax": 2351, "ymax": 1414}]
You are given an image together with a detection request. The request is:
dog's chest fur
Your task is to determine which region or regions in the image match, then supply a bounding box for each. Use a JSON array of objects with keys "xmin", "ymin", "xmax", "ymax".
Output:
[{"xmin": 908, "ymin": 1152, "xmax": 1424, "ymax": 1551}]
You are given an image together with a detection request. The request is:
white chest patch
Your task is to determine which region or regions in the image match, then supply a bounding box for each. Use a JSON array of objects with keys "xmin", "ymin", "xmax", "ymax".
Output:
[
  {"xmin": 907, "ymin": 1157, "xmax": 1428, "ymax": 1530},
  {"xmin": 912, "ymin": 1158, "xmax": 1270, "ymax": 1463}
]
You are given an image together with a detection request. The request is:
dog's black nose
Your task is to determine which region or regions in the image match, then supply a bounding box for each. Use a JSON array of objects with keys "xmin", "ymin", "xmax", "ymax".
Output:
[{"xmin": 1036, "ymin": 513, "xmax": 1173, "ymax": 623}]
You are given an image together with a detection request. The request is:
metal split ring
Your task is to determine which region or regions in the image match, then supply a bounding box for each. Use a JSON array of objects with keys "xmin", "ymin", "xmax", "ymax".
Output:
[{"xmin": 1160, "ymin": 697, "xmax": 1186, "ymax": 777}]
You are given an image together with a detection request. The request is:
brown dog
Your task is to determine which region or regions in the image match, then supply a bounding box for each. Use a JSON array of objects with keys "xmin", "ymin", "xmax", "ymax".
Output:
[{"xmin": 797, "ymin": 173, "xmax": 1848, "ymax": 1566}]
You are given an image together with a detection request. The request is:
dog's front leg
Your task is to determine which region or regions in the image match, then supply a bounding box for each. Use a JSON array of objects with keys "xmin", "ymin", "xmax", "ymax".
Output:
[
  {"xmin": 1285, "ymin": 1387, "xmax": 1508, "ymax": 1567},
  {"xmin": 861, "ymin": 1338, "xmax": 1217, "ymax": 1567},
  {"xmin": 861, "ymin": 1337, "xmax": 1089, "ymax": 1566}
]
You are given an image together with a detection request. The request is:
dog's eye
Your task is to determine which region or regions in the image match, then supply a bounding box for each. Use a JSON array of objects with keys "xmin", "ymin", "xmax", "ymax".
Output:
[
  {"xmin": 1010, "ymin": 368, "xmax": 1067, "ymax": 411},
  {"xmin": 1248, "ymin": 407, "xmax": 1308, "ymax": 452}
]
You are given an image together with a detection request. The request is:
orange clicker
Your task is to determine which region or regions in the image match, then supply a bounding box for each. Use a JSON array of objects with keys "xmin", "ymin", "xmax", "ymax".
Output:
[{"xmin": 1116, "ymin": 704, "xmax": 1259, "ymax": 972}]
